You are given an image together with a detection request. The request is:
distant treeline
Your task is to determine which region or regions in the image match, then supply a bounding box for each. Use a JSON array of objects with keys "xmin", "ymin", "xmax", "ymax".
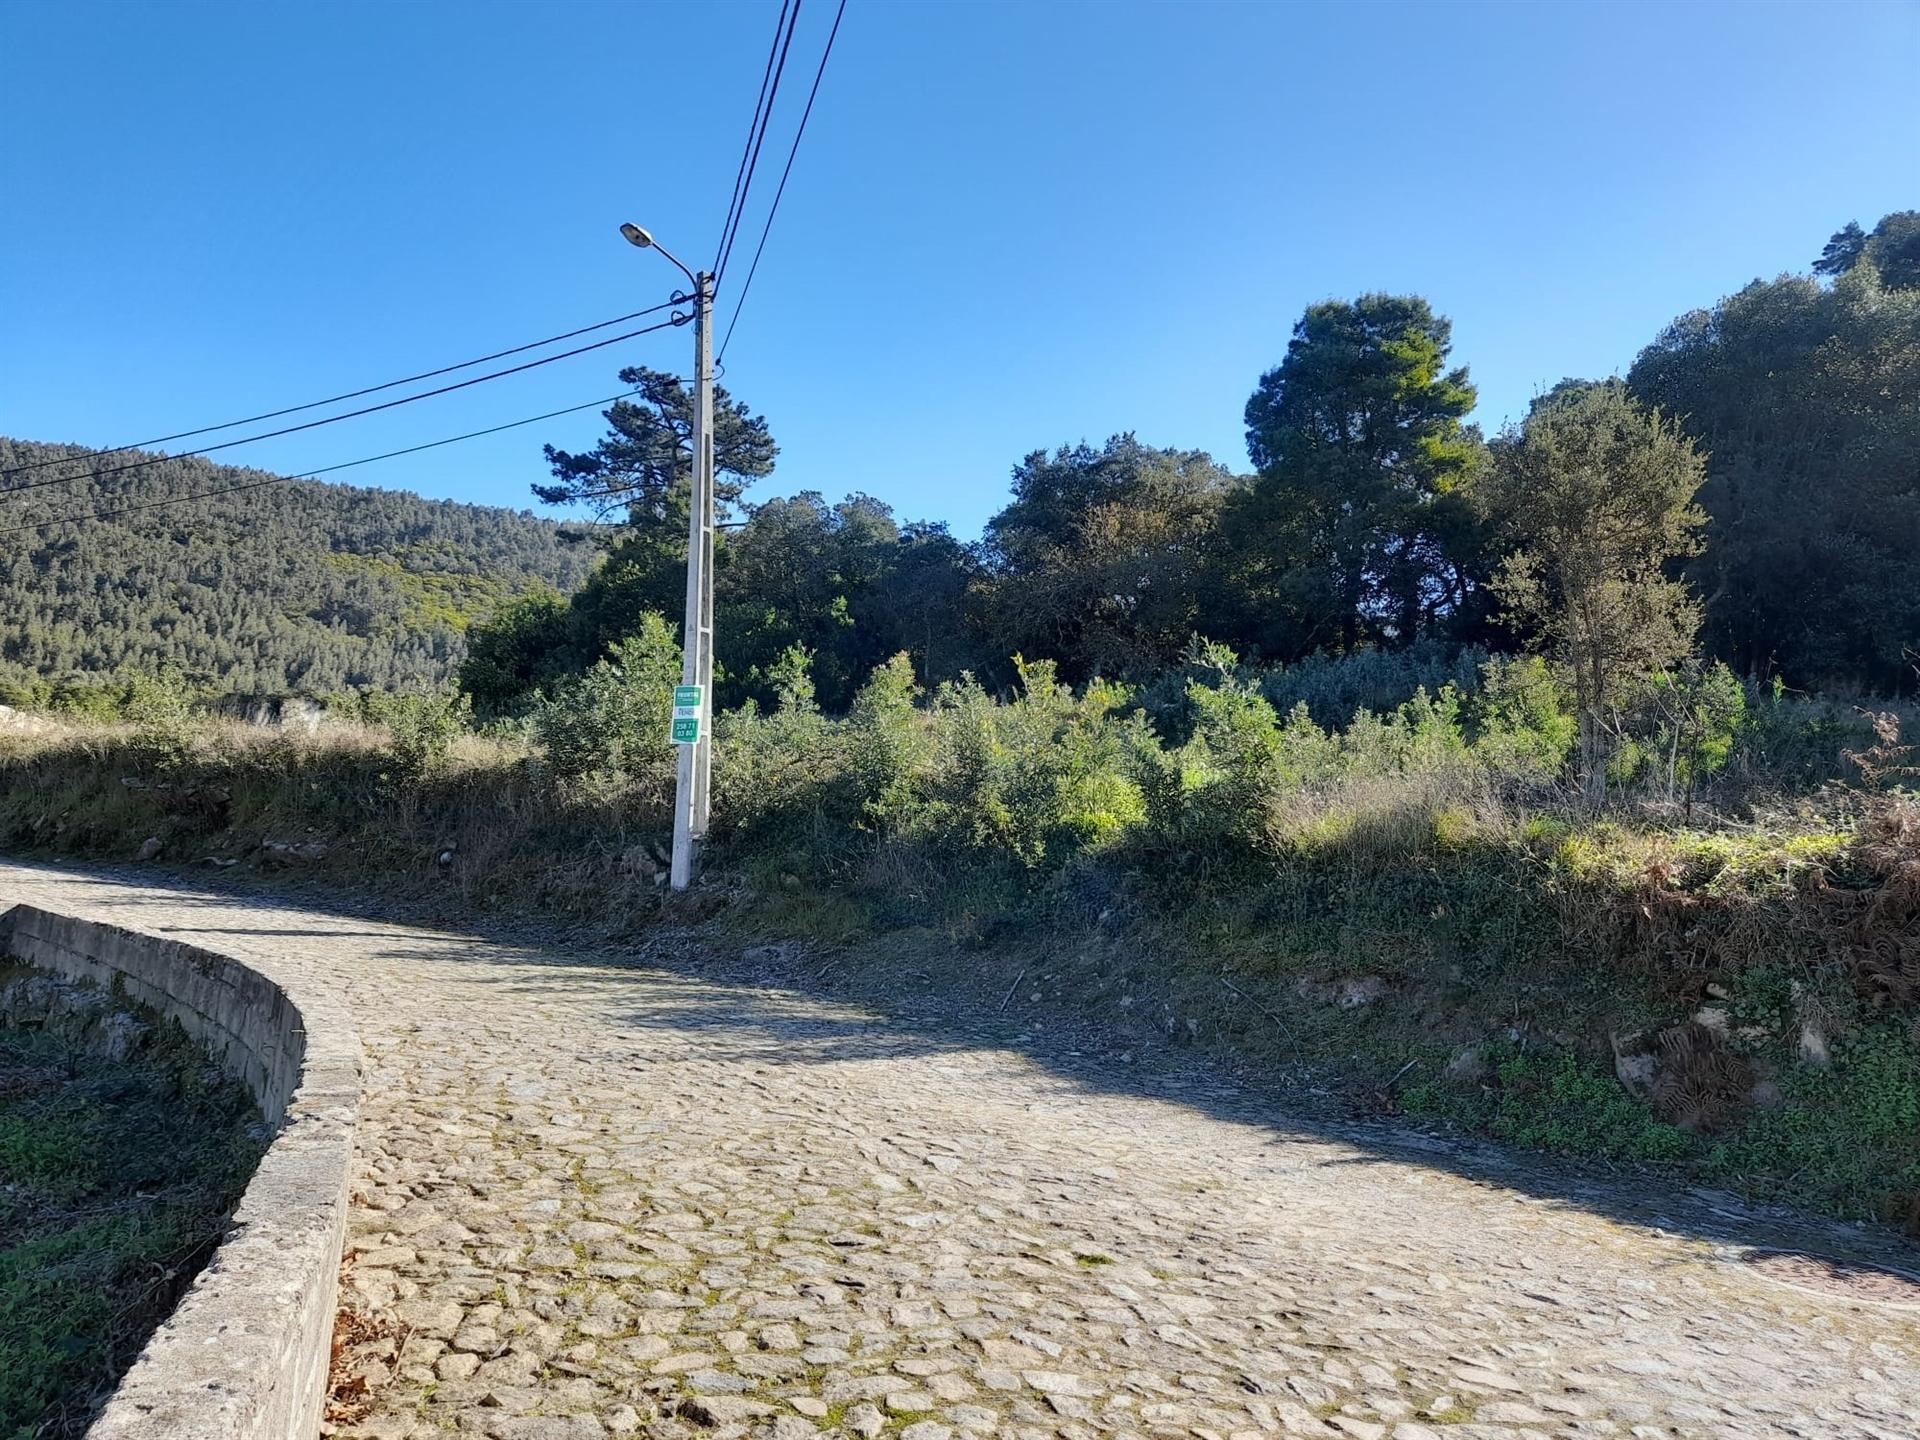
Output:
[
  {"xmin": 0, "ymin": 441, "xmax": 593, "ymax": 698},
  {"xmin": 3, "ymin": 213, "xmax": 1914, "ymax": 712},
  {"xmin": 467, "ymin": 212, "xmax": 1920, "ymax": 714}
]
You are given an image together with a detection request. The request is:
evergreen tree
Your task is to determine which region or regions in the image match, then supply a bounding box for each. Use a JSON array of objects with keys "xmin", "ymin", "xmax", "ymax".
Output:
[
  {"xmin": 1482, "ymin": 382, "xmax": 1707, "ymax": 796},
  {"xmin": 1228, "ymin": 295, "xmax": 1486, "ymax": 656}
]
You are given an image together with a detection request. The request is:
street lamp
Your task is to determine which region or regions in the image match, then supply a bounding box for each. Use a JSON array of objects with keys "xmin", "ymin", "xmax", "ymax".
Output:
[
  {"xmin": 622, "ymin": 223, "xmax": 714, "ymax": 891},
  {"xmin": 619, "ymin": 222, "xmax": 698, "ymax": 291}
]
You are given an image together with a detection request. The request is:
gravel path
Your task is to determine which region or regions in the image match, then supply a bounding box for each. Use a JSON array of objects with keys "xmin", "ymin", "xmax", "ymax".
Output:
[{"xmin": 3, "ymin": 861, "xmax": 1917, "ymax": 1440}]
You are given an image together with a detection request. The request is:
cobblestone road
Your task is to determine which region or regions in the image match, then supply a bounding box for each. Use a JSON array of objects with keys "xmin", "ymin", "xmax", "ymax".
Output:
[{"xmin": 4, "ymin": 863, "xmax": 1918, "ymax": 1440}]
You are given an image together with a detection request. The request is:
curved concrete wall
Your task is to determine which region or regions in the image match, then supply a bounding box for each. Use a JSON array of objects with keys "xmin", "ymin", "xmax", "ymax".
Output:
[{"xmin": 0, "ymin": 904, "xmax": 360, "ymax": 1440}]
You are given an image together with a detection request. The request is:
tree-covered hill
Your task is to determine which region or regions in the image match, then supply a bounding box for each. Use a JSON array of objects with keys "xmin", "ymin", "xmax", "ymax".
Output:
[{"xmin": 0, "ymin": 439, "xmax": 595, "ymax": 696}]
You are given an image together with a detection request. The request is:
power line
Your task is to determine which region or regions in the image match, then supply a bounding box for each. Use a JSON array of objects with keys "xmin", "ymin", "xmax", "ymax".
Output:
[
  {"xmin": 0, "ymin": 300, "xmax": 684, "ymax": 479},
  {"xmin": 718, "ymin": 0, "xmax": 847, "ymax": 363},
  {"xmin": 714, "ymin": 0, "xmax": 804, "ymax": 289},
  {"xmin": 714, "ymin": 0, "xmax": 802, "ymax": 287},
  {"xmin": 0, "ymin": 388, "xmax": 647, "ymax": 537},
  {"xmin": 713, "ymin": 0, "xmax": 793, "ymax": 277},
  {"xmin": 1, "ymin": 313, "xmax": 685, "ymax": 498}
]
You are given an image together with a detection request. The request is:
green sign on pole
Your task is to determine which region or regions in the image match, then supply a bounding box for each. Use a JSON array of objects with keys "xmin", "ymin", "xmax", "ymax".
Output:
[{"xmin": 669, "ymin": 684, "xmax": 703, "ymax": 745}]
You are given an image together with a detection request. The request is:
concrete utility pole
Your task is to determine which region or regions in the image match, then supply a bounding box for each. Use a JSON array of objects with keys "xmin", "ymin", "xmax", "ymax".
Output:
[
  {"xmin": 619, "ymin": 222, "xmax": 713, "ymax": 891},
  {"xmin": 683, "ymin": 265, "xmax": 715, "ymax": 886}
]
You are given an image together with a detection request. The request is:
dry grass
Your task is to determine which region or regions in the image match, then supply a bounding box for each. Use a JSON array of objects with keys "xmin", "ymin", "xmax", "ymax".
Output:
[{"xmin": 0, "ymin": 719, "xmax": 677, "ymax": 927}]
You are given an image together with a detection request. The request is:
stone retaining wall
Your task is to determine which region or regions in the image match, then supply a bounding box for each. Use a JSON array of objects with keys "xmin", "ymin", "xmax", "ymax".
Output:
[{"xmin": 0, "ymin": 904, "xmax": 360, "ymax": 1440}]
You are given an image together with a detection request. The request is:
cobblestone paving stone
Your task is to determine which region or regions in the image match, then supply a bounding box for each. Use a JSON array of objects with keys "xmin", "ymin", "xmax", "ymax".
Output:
[{"xmin": 4, "ymin": 863, "xmax": 1919, "ymax": 1440}]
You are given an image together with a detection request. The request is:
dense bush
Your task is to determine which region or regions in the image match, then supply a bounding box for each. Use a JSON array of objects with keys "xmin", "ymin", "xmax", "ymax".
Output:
[
  {"xmin": 1133, "ymin": 637, "xmax": 1492, "ymax": 743},
  {"xmin": 530, "ymin": 616, "xmax": 681, "ymax": 788},
  {"xmin": 706, "ymin": 647, "xmax": 1554, "ymax": 879}
]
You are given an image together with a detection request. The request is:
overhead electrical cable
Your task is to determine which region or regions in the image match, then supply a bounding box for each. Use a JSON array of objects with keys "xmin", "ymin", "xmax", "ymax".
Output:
[
  {"xmin": 0, "ymin": 314, "xmax": 685, "ymax": 498},
  {"xmin": 714, "ymin": 0, "xmax": 804, "ymax": 289},
  {"xmin": 0, "ymin": 299, "xmax": 683, "ymax": 479},
  {"xmin": 712, "ymin": 0, "xmax": 794, "ymax": 277},
  {"xmin": 0, "ymin": 388, "xmax": 648, "ymax": 536},
  {"xmin": 718, "ymin": 0, "xmax": 847, "ymax": 362}
]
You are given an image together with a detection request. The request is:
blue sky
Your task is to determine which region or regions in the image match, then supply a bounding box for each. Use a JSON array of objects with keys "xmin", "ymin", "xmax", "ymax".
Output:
[{"xmin": 2, "ymin": 0, "xmax": 1915, "ymax": 538}]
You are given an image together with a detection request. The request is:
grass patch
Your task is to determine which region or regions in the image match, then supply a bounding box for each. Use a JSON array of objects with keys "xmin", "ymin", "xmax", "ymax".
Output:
[
  {"xmin": 0, "ymin": 1023, "xmax": 264, "ymax": 1437},
  {"xmin": 1403, "ymin": 1048, "xmax": 1693, "ymax": 1165}
]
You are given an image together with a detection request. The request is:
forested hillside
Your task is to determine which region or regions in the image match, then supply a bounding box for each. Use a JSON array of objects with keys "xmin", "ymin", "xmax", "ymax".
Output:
[{"xmin": 0, "ymin": 440, "xmax": 594, "ymax": 696}]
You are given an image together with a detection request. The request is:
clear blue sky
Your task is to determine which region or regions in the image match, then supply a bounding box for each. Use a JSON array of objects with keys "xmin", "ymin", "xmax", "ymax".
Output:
[{"xmin": 2, "ymin": 0, "xmax": 1915, "ymax": 538}]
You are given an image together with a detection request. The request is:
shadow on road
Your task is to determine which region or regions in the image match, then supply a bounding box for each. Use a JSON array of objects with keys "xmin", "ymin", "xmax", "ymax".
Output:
[{"xmin": 14, "ymin": 854, "xmax": 1918, "ymax": 1273}]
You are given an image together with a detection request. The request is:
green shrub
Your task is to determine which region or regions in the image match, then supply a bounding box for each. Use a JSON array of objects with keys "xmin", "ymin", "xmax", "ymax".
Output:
[
  {"xmin": 122, "ymin": 666, "xmax": 201, "ymax": 773},
  {"xmin": 1613, "ymin": 660, "xmax": 1747, "ymax": 797},
  {"xmin": 712, "ymin": 645, "xmax": 837, "ymax": 842},
  {"xmin": 843, "ymin": 653, "xmax": 929, "ymax": 828},
  {"xmin": 1728, "ymin": 683, "xmax": 1918, "ymax": 793},
  {"xmin": 1470, "ymin": 654, "xmax": 1576, "ymax": 778},
  {"xmin": 923, "ymin": 663, "xmax": 1144, "ymax": 866},
  {"xmin": 531, "ymin": 615, "xmax": 680, "ymax": 787},
  {"xmin": 369, "ymin": 690, "xmax": 469, "ymax": 781},
  {"xmin": 1134, "ymin": 638, "xmax": 1490, "ymax": 744},
  {"xmin": 1259, "ymin": 640, "xmax": 1489, "ymax": 731},
  {"xmin": 0, "ymin": 675, "xmax": 53, "ymax": 711},
  {"xmin": 45, "ymin": 677, "xmax": 124, "ymax": 724},
  {"xmin": 1182, "ymin": 676, "xmax": 1288, "ymax": 847}
]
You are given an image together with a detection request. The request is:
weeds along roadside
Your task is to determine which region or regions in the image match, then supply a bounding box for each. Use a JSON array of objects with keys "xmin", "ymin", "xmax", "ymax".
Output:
[{"xmin": 0, "ymin": 657, "xmax": 1916, "ymax": 1228}]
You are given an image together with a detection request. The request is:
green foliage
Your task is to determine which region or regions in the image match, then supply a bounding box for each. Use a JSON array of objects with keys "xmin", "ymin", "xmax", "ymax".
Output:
[
  {"xmin": 1136, "ymin": 638, "xmax": 1493, "ymax": 746},
  {"xmin": 45, "ymin": 679, "xmax": 124, "ymax": 724},
  {"xmin": 1482, "ymin": 382, "xmax": 1707, "ymax": 794},
  {"xmin": 1470, "ymin": 655, "xmax": 1576, "ymax": 778},
  {"xmin": 120, "ymin": 666, "xmax": 200, "ymax": 772},
  {"xmin": 1403, "ymin": 1047, "xmax": 1693, "ymax": 1163},
  {"xmin": 843, "ymin": 653, "xmax": 928, "ymax": 827},
  {"xmin": 919, "ymin": 662, "xmax": 1146, "ymax": 866},
  {"xmin": 718, "ymin": 494, "xmax": 981, "ymax": 711},
  {"xmin": 1628, "ymin": 233, "xmax": 1920, "ymax": 695},
  {"xmin": 472, "ymin": 487, "xmax": 984, "ymax": 718},
  {"xmin": 712, "ymin": 646, "xmax": 836, "ymax": 842},
  {"xmin": 1261, "ymin": 641, "xmax": 1491, "ymax": 732},
  {"xmin": 1181, "ymin": 678, "xmax": 1293, "ymax": 847},
  {"xmin": 534, "ymin": 366, "xmax": 777, "ymax": 522},
  {"xmin": 980, "ymin": 437, "xmax": 1242, "ymax": 685},
  {"xmin": 458, "ymin": 590, "xmax": 573, "ymax": 718},
  {"xmin": 1813, "ymin": 211, "xmax": 1920, "ymax": 290},
  {"xmin": 530, "ymin": 615, "xmax": 681, "ymax": 787},
  {"xmin": 1229, "ymin": 293, "xmax": 1487, "ymax": 654},
  {"xmin": 361, "ymin": 689, "xmax": 469, "ymax": 780},
  {"xmin": 1728, "ymin": 685, "xmax": 1918, "ymax": 792},
  {"xmin": 1612, "ymin": 661, "xmax": 1747, "ymax": 796}
]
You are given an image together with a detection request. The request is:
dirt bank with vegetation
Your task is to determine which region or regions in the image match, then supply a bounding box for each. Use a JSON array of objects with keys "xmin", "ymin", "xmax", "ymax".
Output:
[{"xmin": 0, "ymin": 652, "xmax": 1915, "ymax": 1234}]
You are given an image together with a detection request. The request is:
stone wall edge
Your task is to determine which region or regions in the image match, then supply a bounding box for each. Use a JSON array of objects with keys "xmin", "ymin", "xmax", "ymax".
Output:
[{"xmin": 0, "ymin": 903, "xmax": 361, "ymax": 1440}]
